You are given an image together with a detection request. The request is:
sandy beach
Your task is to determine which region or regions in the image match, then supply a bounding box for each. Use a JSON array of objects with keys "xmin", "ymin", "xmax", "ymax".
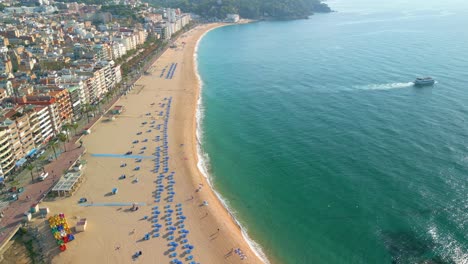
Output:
[{"xmin": 39, "ymin": 23, "xmax": 266, "ymax": 264}]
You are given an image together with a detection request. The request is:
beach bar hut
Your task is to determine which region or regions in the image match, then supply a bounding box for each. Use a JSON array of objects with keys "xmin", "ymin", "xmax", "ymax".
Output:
[
  {"xmin": 24, "ymin": 212, "xmax": 32, "ymax": 222},
  {"xmin": 30, "ymin": 203, "xmax": 39, "ymax": 213},
  {"xmin": 76, "ymin": 218, "xmax": 87, "ymax": 232},
  {"xmin": 39, "ymin": 207, "xmax": 50, "ymax": 218},
  {"xmin": 110, "ymin": 105, "xmax": 125, "ymax": 115}
]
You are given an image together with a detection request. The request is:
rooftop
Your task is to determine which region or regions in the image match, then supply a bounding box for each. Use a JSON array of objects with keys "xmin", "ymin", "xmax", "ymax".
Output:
[{"xmin": 52, "ymin": 171, "xmax": 83, "ymax": 192}]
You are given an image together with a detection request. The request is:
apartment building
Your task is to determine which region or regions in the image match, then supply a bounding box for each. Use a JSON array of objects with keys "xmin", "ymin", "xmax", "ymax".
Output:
[
  {"xmin": 111, "ymin": 42, "xmax": 127, "ymax": 60},
  {"xmin": 49, "ymin": 89, "xmax": 73, "ymax": 122},
  {"xmin": 57, "ymin": 76, "xmax": 89, "ymax": 106},
  {"xmin": 34, "ymin": 106, "xmax": 54, "ymax": 143},
  {"xmin": 9, "ymin": 110, "xmax": 35, "ymax": 156},
  {"xmin": 93, "ymin": 44, "xmax": 112, "ymax": 61},
  {"xmin": 14, "ymin": 95, "xmax": 62, "ymax": 135},
  {"xmin": 0, "ymin": 117, "xmax": 24, "ymax": 161},
  {"xmin": 25, "ymin": 107, "xmax": 44, "ymax": 146},
  {"xmin": 0, "ymin": 130, "xmax": 15, "ymax": 176}
]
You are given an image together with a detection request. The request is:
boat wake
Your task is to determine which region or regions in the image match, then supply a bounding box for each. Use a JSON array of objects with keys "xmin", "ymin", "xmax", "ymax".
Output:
[{"xmin": 352, "ymin": 82, "xmax": 414, "ymax": 91}]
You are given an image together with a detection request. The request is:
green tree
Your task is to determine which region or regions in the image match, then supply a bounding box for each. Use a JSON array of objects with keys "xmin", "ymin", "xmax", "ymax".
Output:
[
  {"xmin": 62, "ymin": 123, "xmax": 71, "ymax": 142},
  {"xmin": 26, "ymin": 164, "xmax": 34, "ymax": 182},
  {"xmin": 71, "ymin": 122, "xmax": 79, "ymax": 136},
  {"xmin": 81, "ymin": 104, "xmax": 95, "ymax": 123},
  {"xmin": 37, "ymin": 155, "xmax": 46, "ymax": 173},
  {"xmin": 58, "ymin": 133, "xmax": 68, "ymax": 152},
  {"xmin": 48, "ymin": 139, "xmax": 59, "ymax": 159}
]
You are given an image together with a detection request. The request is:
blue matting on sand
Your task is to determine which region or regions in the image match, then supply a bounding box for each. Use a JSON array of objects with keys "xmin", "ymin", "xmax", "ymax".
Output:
[{"xmin": 91, "ymin": 153, "xmax": 155, "ymax": 159}]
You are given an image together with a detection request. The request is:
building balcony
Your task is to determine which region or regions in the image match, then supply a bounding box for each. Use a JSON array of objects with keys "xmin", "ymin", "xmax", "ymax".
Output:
[
  {"xmin": 0, "ymin": 142, "xmax": 11, "ymax": 152},
  {"xmin": 0, "ymin": 136, "xmax": 9, "ymax": 145},
  {"xmin": 39, "ymin": 120, "xmax": 52, "ymax": 129},
  {"xmin": 0, "ymin": 150, "xmax": 13, "ymax": 163},
  {"xmin": 2, "ymin": 158, "xmax": 15, "ymax": 174}
]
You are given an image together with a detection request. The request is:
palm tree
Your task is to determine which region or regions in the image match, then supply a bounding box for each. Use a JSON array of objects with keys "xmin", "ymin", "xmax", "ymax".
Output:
[
  {"xmin": 81, "ymin": 104, "xmax": 89, "ymax": 123},
  {"xmin": 58, "ymin": 133, "xmax": 67, "ymax": 152},
  {"xmin": 62, "ymin": 123, "xmax": 71, "ymax": 142},
  {"xmin": 26, "ymin": 164, "xmax": 34, "ymax": 182},
  {"xmin": 81, "ymin": 104, "xmax": 91, "ymax": 123},
  {"xmin": 48, "ymin": 139, "xmax": 58, "ymax": 160},
  {"xmin": 37, "ymin": 155, "xmax": 46, "ymax": 173},
  {"xmin": 71, "ymin": 122, "xmax": 79, "ymax": 136}
]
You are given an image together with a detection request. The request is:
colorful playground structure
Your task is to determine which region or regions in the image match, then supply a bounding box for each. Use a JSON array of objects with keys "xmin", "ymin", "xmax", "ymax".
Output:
[{"xmin": 48, "ymin": 213, "xmax": 75, "ymax": 252}]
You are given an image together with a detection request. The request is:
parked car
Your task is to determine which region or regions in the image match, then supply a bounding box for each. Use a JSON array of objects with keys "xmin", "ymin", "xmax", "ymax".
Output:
[{"xmin": 39, "ymin": 172, "xmax": 49, "ymax": 181}]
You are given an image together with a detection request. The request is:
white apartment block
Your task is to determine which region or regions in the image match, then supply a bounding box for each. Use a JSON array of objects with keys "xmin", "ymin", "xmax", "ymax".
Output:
[
  {"xmin": 111, "ymin": 42, "xmax": 127, "ymax": 60},
  {"xmin": 35, "ymin": 106, "xmax": 54, "ymax": 142}
]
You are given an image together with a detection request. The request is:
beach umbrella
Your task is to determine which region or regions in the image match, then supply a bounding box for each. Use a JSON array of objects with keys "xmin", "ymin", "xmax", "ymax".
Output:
[{"xmin": 170, "ymin": 242, "xmax": 178, "ymax": 247}]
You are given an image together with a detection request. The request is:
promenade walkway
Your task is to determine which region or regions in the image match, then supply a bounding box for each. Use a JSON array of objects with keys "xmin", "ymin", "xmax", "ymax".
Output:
[
  {"xmin": 0, "ymin": 140, "xmax": 85, "ymax": 252},
  {"xmin": 0, "ymin": 25, "xmax": 188, "ymax": 256}
]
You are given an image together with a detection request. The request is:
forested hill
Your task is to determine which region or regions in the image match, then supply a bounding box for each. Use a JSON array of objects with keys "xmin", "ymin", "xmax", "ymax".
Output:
[{"xmin": 149, "ymin": 0, "xmax": 332, "ymax": 19}]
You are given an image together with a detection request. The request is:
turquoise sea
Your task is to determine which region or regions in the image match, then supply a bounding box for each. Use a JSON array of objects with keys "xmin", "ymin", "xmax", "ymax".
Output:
[{"xmin": 197, "ymin": 0, "xmax": 468, "ymax": 263}]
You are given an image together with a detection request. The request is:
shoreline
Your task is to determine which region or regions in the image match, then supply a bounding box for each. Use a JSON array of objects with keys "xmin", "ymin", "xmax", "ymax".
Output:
[
  {"xmin": 193, "ymin": 24, "xmax": 271, "ymax": 264},
  {"xmin": 35, "ymin": 23, "xmax": 269, "ymax": 264}
]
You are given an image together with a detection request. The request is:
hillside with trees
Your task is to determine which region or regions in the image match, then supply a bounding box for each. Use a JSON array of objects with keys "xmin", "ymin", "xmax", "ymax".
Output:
[{"xmin": 150, "ymin": 0, "xmax": 332, "ymax": 19}]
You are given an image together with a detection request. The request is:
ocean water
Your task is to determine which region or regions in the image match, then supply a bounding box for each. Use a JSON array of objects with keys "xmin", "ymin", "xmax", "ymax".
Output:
[{"xmin": 196, "ymin": 1, "xmax": 468, "ymax": 263}]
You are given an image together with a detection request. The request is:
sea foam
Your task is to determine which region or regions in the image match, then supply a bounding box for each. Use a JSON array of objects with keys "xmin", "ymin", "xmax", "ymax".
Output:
[{"xmin": 194, "ymin": 27, "xmax": 271, "ymax": 264}]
